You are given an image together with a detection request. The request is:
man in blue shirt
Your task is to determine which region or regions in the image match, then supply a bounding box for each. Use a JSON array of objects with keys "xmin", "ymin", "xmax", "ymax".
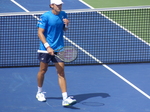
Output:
[{"xmin": 36, "ymin": 0, "xmax": 76, "ymax": 106}]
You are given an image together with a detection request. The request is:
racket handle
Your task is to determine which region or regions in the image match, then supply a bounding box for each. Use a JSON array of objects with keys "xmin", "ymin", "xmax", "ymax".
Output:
[{"xmin": 37, "ymin": 50, "xmax": 48, "ymax": 53}]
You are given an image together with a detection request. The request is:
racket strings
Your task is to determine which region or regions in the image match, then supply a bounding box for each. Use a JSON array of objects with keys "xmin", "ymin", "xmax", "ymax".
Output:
[{"xmin": 57, "ymin": 47, "xmax": 77, "ymax": 62}]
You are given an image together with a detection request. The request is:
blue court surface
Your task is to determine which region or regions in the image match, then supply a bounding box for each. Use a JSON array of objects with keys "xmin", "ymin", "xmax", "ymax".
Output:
[
  {"xmin": 0, "ymin": 64, "xmax": 150, "ymax": 112},
  {"xmin": 0, "ymin": 0, "xmax": 150, "ymax": 112}
]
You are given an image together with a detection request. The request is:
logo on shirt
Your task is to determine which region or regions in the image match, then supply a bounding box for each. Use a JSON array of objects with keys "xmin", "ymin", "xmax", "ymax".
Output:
[{"xmin": 38, "ymin": 18, "xmax": 43, "ymax": 25}]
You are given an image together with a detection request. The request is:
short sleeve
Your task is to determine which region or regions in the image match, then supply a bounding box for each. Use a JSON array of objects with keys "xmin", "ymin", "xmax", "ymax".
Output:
[
  {"xmin": 64, "ymin": 12, "xmax": 67, "ymax": 19},
  {"xmin": 61, "ymin": 11, "xmax": 68, "ymax": 19},
  {"xmin": 37, "ymin": 14, "xmax": 47, "ymax": 29}
]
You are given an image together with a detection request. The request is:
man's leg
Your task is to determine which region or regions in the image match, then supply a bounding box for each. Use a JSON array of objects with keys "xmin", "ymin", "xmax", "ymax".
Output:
[
  {"xmin": 37, "ymin": 62, "xmax": 48, "ymax": 88},
  {"xmin": 55, "ymin": 62, "xmax": 76, "ymax": 106},
  {"xmin": 54, "ymin": 62, "xmax": 67, "ymax": 94},
  {"xmin": 36, "ymin": 62, "xmax": 48, "ymax": 102}
]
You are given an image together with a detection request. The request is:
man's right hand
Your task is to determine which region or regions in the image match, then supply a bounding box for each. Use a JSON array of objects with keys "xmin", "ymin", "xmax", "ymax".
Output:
[{"xmin": 47, "ymin": 47, "xmax": 54, "ymax": 55}]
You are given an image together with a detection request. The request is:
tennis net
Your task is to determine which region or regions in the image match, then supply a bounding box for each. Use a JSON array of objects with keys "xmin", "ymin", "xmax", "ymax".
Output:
[{"xmin": 0, "ymin": 6, "xmax": 150, "ymax": 67}]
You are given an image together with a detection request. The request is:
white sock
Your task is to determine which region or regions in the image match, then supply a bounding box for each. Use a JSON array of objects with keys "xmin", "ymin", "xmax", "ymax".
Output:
[
  {"xmin": 62, "ymin": 92, "xmax": 68, "ymax": 100},
  {"xmin": 37, "ymin": 87, "xmax": 42, "ymax": 93}
]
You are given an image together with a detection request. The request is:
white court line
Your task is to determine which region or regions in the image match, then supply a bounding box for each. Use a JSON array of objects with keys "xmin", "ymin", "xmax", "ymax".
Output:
[
  {"xmin": 79, "ymin": 0, "xmax": 94, "ymax": 9},
  {"xmin": 79, "ymin": 0, "xmax": 150, "ymax": 99},
  {"xmin": 10, "ymin": 0, "xmax": 150, "ymax": 99},
  {"xmin": 10, "ymin": 0, "xmax": 39, "ymax": 20},
  {"xmin": 11, "ymin": 0, "xmax": 30, "ymax": 12}
]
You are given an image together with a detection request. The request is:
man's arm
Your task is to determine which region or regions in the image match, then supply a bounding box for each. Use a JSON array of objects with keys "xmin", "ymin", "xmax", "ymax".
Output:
[{"xmin": 38, "ymin": 28, "xmax": 54, "ymax": 55}]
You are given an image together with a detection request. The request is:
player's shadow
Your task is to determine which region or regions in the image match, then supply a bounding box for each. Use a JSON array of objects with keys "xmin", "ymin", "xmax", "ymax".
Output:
[
  {"xmin": 73, "ymin": 93, "xmax": 110, "ymax": 103},
  {"xmin": 46, "ymin": 92, "xmax": 110, "ymax": 109}
]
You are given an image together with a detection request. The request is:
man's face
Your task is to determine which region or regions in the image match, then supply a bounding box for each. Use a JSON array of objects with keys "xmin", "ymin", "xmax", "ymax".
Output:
[{"xmin": 51, "ymin": 4, "xmax": 62, "ymax": 13}]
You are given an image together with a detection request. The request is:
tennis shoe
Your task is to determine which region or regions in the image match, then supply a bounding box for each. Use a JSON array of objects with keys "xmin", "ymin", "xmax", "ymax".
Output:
[
  {"xmin": 62, "ymin": 96, "xmax": 76, "ymax": 106},
  {"xmin": 36, "ymin": 92, "xmax": 46, "ymax": 102}
]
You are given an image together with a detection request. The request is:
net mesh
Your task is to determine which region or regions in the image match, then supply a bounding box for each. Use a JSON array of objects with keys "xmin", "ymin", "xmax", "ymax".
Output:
[{"xmin": 0, "ymin": 6, "xmax": 150, "ymax": 67}]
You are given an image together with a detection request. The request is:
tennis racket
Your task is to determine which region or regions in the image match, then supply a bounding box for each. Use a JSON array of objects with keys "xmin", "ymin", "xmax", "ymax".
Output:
[{"xmin": 37, "ymin": 46, "xmax": 77, "ymax": 62}]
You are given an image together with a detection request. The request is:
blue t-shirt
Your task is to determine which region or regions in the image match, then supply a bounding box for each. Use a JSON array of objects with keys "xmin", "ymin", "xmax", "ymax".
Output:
[{"xmin": 37, "ymin": 11, "xmax": 67, "ymax": 51}]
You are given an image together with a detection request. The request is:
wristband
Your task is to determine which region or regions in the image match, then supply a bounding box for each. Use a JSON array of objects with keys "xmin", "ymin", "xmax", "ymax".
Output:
[{"xmin": 44, "ymin": 42, "xmax": 50, "ymax": 48}]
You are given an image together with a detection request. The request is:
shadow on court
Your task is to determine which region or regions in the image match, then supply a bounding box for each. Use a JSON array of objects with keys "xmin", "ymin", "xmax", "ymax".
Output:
[
  {"xmin": 46, "ymin": 92, "xmax": 110, "ymax": 109},
  {"xmin": 74, "ymin": 93, "xmax": 110, "ymax": 103},
  {"xmin": 47, "ymin": 93, "xmax": 110, "ymax": 102}
]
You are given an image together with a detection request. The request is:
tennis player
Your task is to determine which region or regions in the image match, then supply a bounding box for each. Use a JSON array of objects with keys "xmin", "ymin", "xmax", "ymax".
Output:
[{"xmin": 36, "ymin": 0, "xmax": 76, "ymax": 106}]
